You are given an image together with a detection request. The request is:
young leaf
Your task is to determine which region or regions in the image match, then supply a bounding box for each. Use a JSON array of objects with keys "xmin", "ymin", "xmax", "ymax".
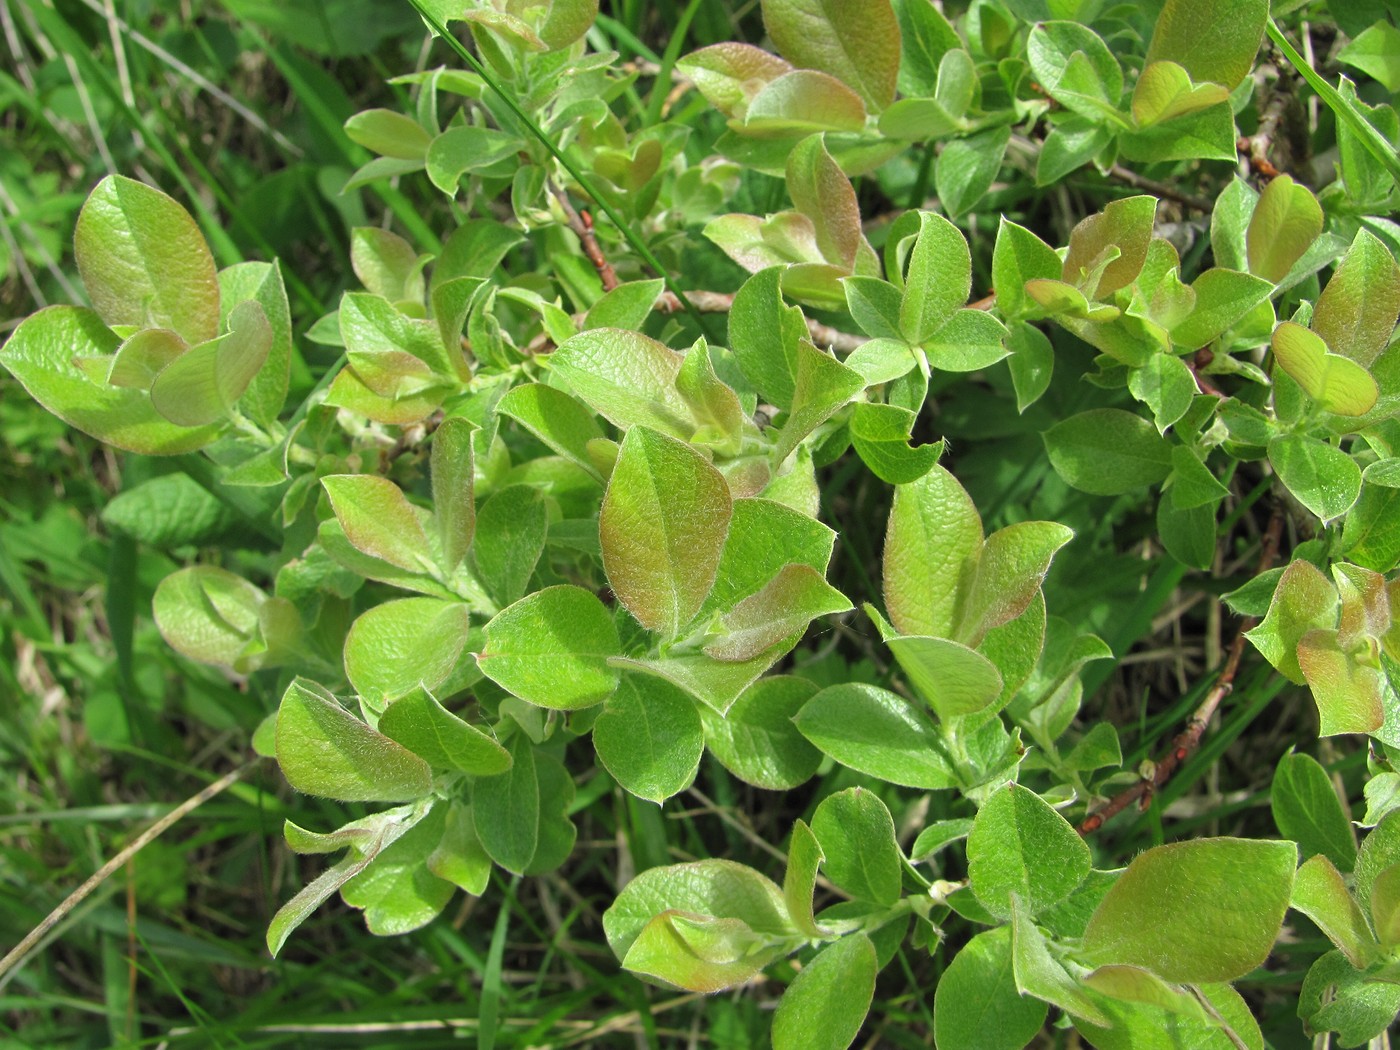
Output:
[
  {"xmin": 1291, "ymin": 854, "xmax": 1378, "ymax": 968},
  {"xmin": 934, "ymin": 927, "xmax": 1048, "ymax": 1050},
  {"xmin": 322, "ymin": 474, "xmax": 434, "ymax": 574},
  {"xmin": 74, "ymin": 175, "xmax": 220, "ymax": 345},
  {"xmin": 899, "ymin": 212, "xmax": 970, "ymax": 344},
  {"xmin": 344, "ymin": 597, "xmax": 475, "ymax": 705},
  {"xmin": 785, "ymin": 135, "xmax": 866, "ymax": 271},
  {"xmin": 150, "ymin": 300, "xmax": 274, "ymax": 427},
  {"xmin": 549, "ymin": 328, "xmax": 694, "ymax": 437},
  {"xmin": 1131, "ymin": 61, "xmax": 1229, "ymax": 126},
  {"xmin": 473, "ymin": 485, "xmax": 549, "ymax": 607},
  {"xmin": 993, "ymin": 219, "xmax": 1062, "ymax": 320},
  {"xmin": 967, "ymin": 782, "xmax": 1091, "ymax": 920},
  {"xmin": 1145, "ymin": 0, "xmax": 1268, "ymax": 89},
  {"xmin": 431, "ymin": 416, "xmax": 475, "ymax": 574},
  {"xmin": 795, "ymin": 683, "xmax": 958, "ymax": 789},
  {"xmin": 850, "ymin": 402, "xmax": 943, "ymax": 484},
  {"xmin": 1062, "ymin": 196, "xmax": 1157, "ymax": 300},
  {"xmin": 783, "ymin": 820, "xmax": 827, "ymax": 938},
  {"xmin": 1245, "ymin": 559, "xmax": 1340, "ymax": 684},
  {"xmin": 700, "ymin": 675, "xmax": 822, "ymax": 790},
  {"xmin": 1310, "ymin": 229, "xmax": 1400, "ymax": 368},
  {"xmin": 706, "ymin": 564, "xmax": 851, "ymax": 662},
  {"xmin": 883, "ymin": 465, "xmax": 982, "ymax": 638},
  {"xmin": 771, "ymin": 933, "xmax": 877, "ymax": 1050},
  {"xmin": 773, "ymin": 338, "xmax": 866, "ymax": 461},
  {"xmin": 1027, "ymin": 22, "xmax": 1123, "ymax": 120},
  {"xmin": 428, "ymin": 801, "xmax": 493, "ymax": 896},
  {"xmin": 276, "ymin": 679, "xmax": 433, "ymax": 802},
  {"xmin": 219, "ymin": 261, "xmax": 293, "ymax": 427},
  {"xmin": 677, "ymin": 42, "xmax": 794, "ymax": 117},
  {"xmin": 1270, "ymin": 321, "xmax": 1379, "ymax": 417},
  {"xmin": 761, "ymin": 0, "xmax": 900, "ymax": 112},
  {"xmin": 959, "ymin": 521, "xmax": 1074, "ymax": 647},
  {"xmin": 497, "ymin": 383, "xmax": 605, "ymax": 477},
  {"xmin": 810, "ymin": 787, "xmax": 903, "ymax": 906},
  {"xmin": 340, "ymin": 805, "xmax": 454, "ymax": 935},
  {"xmin": 1296, "ymin": 630, "xmax": 1386, "ymax": 737},
  {"xmin": 1083, "ymin": 837, "xmax": 1297, "ymax": 982},
  {"xmin": 1010, "ymin": 896, "xmax": 1111, "ymax": 1026},
  {"xmin": 1246, "ymin": 175, "xmax": 1323, "ymax": 284},
  {"xmin": 728, "ymin": 266, "xmax": 809, "ymax": 410},
  {"xmin": 935, "ymin": 125, "xmax": 1012, "ymax": 219},
  {"xmin": 1271, "ymin": 752, "xmax": 1358, "ymax": 872},
  {"xmin": 600, "ymin": 426, "xmax": 733, "ymax": 637},
  {"xmin": 152, "ymin": 565, "xmax": 264, "ymax": 670},
  {"xmin": 593, "ymin": 674, "xmax": 704, "ymax": 803},
  {"xmin": 885, "ymin": 633, "xmax": 1003, "ymax": 722},
  {"xmin": 478, "ymin": 585, "xmax": 621, "ymax": 710},
  {"xmin": 377, "ymin": 685, "xmax": 511, "ymax": 777}
]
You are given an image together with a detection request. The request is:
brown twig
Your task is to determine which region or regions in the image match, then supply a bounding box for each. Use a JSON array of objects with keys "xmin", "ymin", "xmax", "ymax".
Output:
[
  {"xmin": 1108, "ymin": 163, "xmax": 1214, "ymax": 213},
  {"xmin": 551, "ymin": 185, "xmax": 619, "ymax": 291},
  {"xmin": 1078, "ymin": 506, "xmax": 1284, "ymax": 835},
  {"xmin": 655, "ymin": 290, "xmax": 867, "ymax": 352},
  {"xmin": 1188, "ymin": 348, "xmax": 1228, "ymax": 399}
]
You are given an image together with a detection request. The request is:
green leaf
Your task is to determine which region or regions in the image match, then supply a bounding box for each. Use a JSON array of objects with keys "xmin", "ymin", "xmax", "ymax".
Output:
[
  {"xmin": 935, "ymin": 125, "xmax": 1012, "ymax": 219},
  {"xmin": 934, "ymin": 927, "xmax": 1048, "ymax": 1050},
  {"xmin": 1339, "ymin": 20, "xmax": 1400, "ymax": 92},
  {"xmin": 1245, "ymin": 175, "xmax": 1323, "ymax": 285},
  {"xmin": 1128, "ymin": 353, "xmax": 1194, "ymax": 434},
  {"xmin": 1272, "ymin": 751, "xmax": 1358, "ymax": 872},
  {"xmin": 728, "ymin": 267, "xmax": 809, "ymax": 410},
  {"xmin": 1156, "ymin": 497, "xmax": 1217, "ymax": 571},
  {"xmin": 883, "ymin": 466, "xmax": 982, "ymax": 638},
  {"xmin": 593, "ymin": 674, "xmax": 704, "ymax": 803},
  {"xmin": 603, "ymin": 857, "xmax": 794, "ymax": 964},
  {"xmin": 761, "ymin": 0, "xmax": 901, "ymax": 111},
  {"xmin": 1245, "ymin": 559, "xmax": 1340, "ymax": 684},
  {"xmin": 783, "ymin": 820, "xmax": 826, "ymax": 938},
  {"xmin": 1027, "ymin": 22, "xmax": 1123, "ymax": 120},
  {"xmin": 585, "ymin": 278, "xmax": 665, "ymax": 331},
  {"xmin": 275, "ymin": 679, "xmax": 433, "ymax": 802},
  {"xmin": 425, "ymin": 126, "xmax": 522, "ymax": 194},
  {"xmin": 1043, "ymin": 408, "xmax": 1173, "ymax": 495},
  {"xmin": 344, "ymin": 597, "xmax": 474, "ymax": 706},
  {"xmin": 1131, "ymin": 61, "xmax": 1229, "ymax": 126},
  {"xmin": 1268, "ymin": 434, "xmax": 1362, "ymax": 521},
  {"xmin": 1372, "ymin": 863, "xmax": 1400, "ymax": 947},
  {"xmin": 774, "ymin": 339, "xmax": 867, "ymax": 461},
  {"xmin": 322, "ymin": 474, "xmax": 434, "ymax": 574},
  {"xmin": 74, "ymin": 175, "xmax": 219, "ymax": 345},
  {"xmin": 428, "ymin": 801, "xmax": 493, "ymax": 896},
  {"xmin": 676, "ymin": 340, "xmax": 746, "ymax": 453},
  {"xmin": 1168, "ymin": 444, "xmax": 1230, "ymax": 508},
  {"xmin": 810, "ymin": 787, "xmax": 902, "ymax": 906},
  {"xmin": 340, "ymin": 805, "xmax": 454, "ymax": 935},
  {"xmin": 600, "ymin": 426, "xmax": 732, "ymax": 637},
  {"xmin": 549, "ymin": 328, "xmax": 695, "ymax": 437},
  {"xmin": 497, "ymin": 382, "xmax": 605, "ymax": 478},
  {"xmin": 472, "ymin": 733, "xmax": 540, "ymax": 874},
  {"xmin": 473, "ymin": 485, "xmax": 549, "ymax": 607},
  {"xmin": 850, "ymin": 402, "xmax": 942, "ymax": 484},
  {"xmin": 344, "ymin": 108, "xmax": 432, "ymax": 159},
  {"xmin": 771, "ymin": 933, "xmax": 877, "ymax": 1050},
  {"xmin": 1291, "ymin": 855, "xmax": 1378, "ymax": 968},
  {"xmin": 218, "ymin": 261, "xmax": 293, "ymax": 427},
  {"xmin": 478, "ymin": 585, "xmax": 621, "ymax": 710},
  {"xmin": 885, "ymin": 634, "xmax": 1004, "ymax": 722},
  {"xmin": 620, "ymin": 911, "xmax": 781, "ymax": 992},
  {"xmin": 101, "ymin": 473, "xmax": 232, "ymax": 547},
  {"xmin": 152, "ymin": 565, "xmax": 266, "ymax": 671},
  {"xmin": 150, "ymin": 300, "xmax": 274, "ymax": 427},
  {"xmin": 1083, "ymin": 837, "xmax": 1297, "ymax": 982},
  {"xmin": 1343, "ymin": 481, "xmax": 1400, "ymax": 572},
  {"xmin": 1170, "ymin": 268, "xmax": 1275, "ymax": 350},
  {"xmin": 794, "ymin": 683, "xmax": 959, "ymax": 789},
  {"xmin": 899, "ymin": 212, "xmax": 970, "ymax": 344},
  {"xmin": 1312, "ymin": 229, "xmax": 1400, "ymax": 369},
  {"xmin": 706, "ymin": 564, "xmax": 850, "ymax": 662},
  {"xmin": 967, "ymin": 782, "xmax": 1091, "ymax": 920},
  {"xmin": 1010, "ymin": 896, "xmax": 1111, "ymax": 1026},
  {"xmin": 1357, "ymin": 811, "xmax": 1400, "ymax": 920},
  {"xmin": 1299, "ymin": 949, "xmax": 1400, "ymax": 1047},
  {"xmin": 1146, "ymin": 0, "xmax": 1267, "ymax": 89},
  {"xmin": 1, "ymin": 308, "xmax": 217, "ymax": 454},
  {"xmin": 924, "ymin": 309, "xmax": 1008, "ymax": 373},
  {"xmin": 702, "ymin": 498, "xmax": 836, "ymax": 617},
  {"xmin": 1272, "ymin": 321, "xmax": 1380, "ymax": 418},
  {"xmin": 993, "ymin": 219, "xmax": 1062, "ymax": 320},
  {"xmin": 377, "ymin": 685, "xmax": 511, "ymax": 777},
  {"xmin": 700, "ymin": 675, "xmax": 822, "ymax": 790}
]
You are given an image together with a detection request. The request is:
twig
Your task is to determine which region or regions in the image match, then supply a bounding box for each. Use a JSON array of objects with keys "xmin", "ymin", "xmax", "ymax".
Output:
[
  {"xmin": 1108, "ymin": 164, "xmax": 1214, "ymax": 213},
  {"xmin": 655, "ymin": 290, "xmax": 867, "ymax": 352},
  {"xmin": 0, "ymin": 760, "xmax": 254, "ymax": 987},
  {"xmin": 550, "ymin": 184, "xmax": 619, "ymax": 292},
  {"xmin": 1079, "ymin": 507, "xmax": 1284, "ymax": 835},
  {"xmin": 1188, "ymin": 349, "xmax": 1228, "ymax": 399}
]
